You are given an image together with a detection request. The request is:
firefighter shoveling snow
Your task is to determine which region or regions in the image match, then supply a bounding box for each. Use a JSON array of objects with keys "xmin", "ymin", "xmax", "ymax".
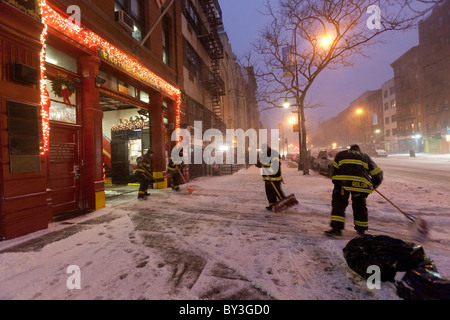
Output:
[{"xmin": 0, "ymin": 160, "xmax": 449, "ymax": 300}]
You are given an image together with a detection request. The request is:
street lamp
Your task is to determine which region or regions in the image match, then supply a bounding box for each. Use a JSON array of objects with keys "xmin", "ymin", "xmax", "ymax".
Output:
[
  {"xmin": 320, "ymin": 33, "xmax": 333, "ymax": 49},
  {"xmin": 319, "ymin": 29, "xmax": 334, "ymax": 50},
  {"xmin": 288, "ymin": 116, "xmax": 297, "ymax": 125},
  {"xmin": 354, "ymin": 108, "xmax": 367, "ymax": 148}
]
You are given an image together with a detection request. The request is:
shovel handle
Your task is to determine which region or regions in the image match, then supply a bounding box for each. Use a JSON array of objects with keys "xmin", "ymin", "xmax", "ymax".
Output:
[
  {"xmin": 374, "ymin": 189, "xmax": 415, "ymax": 222},
  {"xmin": 141, "ymin": 166, "xmax": 156, "ymax": 182},
  {"xmin": 266, "ymin": 176, "xmax": 283, "ymax": 200},
  {"xmin": 177, "ymin": 168, "xmax": 188, "ymax": 184}
]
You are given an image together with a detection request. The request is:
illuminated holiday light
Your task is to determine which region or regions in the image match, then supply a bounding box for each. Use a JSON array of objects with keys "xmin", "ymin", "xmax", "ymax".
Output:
[
  {"xmin": 41, "ymin": 3, "xmax": 181, "ymax": 98},
  {"xmin": 40, "ymin": 0, "xmax": 50, "ymax": 155},
  {"xmin": 40, "ymin": 1, "xmax": 183, "ymax": 148},
  {"xmin": 175, "ymin": 92, "xmax": 182, "ymax": 143}
]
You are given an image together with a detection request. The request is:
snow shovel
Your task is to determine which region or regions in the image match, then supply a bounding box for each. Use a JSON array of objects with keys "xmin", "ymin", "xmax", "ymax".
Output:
[
  {"xmin": 267, "ymin": 176, "xmax": 299, "ymax": 213},
  {"xmin": 141, "ymin": 166, "xmax": 156, "ymax": 183},
  {"xmin": 178, "ymin": 169, "xmax": 194, "ymax": 194},
  {"xmin": 374, "ymin": 189, "xmax": 430, "ymax": 243}
]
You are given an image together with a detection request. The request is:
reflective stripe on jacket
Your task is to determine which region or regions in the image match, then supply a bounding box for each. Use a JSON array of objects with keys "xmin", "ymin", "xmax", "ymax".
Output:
[
  {"xmin": 331, "ymin": 150, "xmax": 383, "ymax": 194},
  {"xmin": 168, "ymin": 157, "xmax": 183, "ymax": 173},
  {"xmin": 258, "ymin": 153, "xmax": 282, "ymax": 182}
]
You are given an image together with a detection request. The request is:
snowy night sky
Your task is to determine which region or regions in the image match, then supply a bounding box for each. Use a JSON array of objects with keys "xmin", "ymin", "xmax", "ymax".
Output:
[{"xmin": 219, "ymin": 0, "xmax": 420, "ymax": 131}]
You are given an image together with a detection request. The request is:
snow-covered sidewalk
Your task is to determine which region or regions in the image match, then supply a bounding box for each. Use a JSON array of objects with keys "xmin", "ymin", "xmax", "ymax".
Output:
[{"xmin": 0, "ymin": 162, "xmax": 449, "ymax": 300}]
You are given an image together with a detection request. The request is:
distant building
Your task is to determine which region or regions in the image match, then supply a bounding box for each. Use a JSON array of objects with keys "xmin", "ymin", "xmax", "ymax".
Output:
[
  {"xmin": 418, "ymin": 0, "xmax": 450, "ymax": 153},
  {"xmin": 381, "ymin": 79, "xmax": 399, "ymax": 153},
  {"xmin": 392, "ymin": 0, "xmax": 450, "ymax": 153},
  {"xmin": 391, "ymin": 46, "xmax": 425, "ymax": 153},
  {"xmin": 311, "ymin": 90, "xmax": 383, "ymax": 151}
]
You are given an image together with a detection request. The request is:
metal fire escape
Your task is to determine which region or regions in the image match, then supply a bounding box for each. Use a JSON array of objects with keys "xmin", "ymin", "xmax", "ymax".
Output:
[{"xmin": 198, "ymin": 0, "xmax": 225, "ymax": 119}]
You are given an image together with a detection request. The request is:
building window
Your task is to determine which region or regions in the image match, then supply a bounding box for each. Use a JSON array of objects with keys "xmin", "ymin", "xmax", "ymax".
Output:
[
  {"xmin": 384, "ymin": 103, "xmax": 389, "ymax": 111},
  {"xmin": 115, "ymin": 0, "xmax": 144, "ymax": 42},
  {"xmin": 392, "ymin": 115, "xmax": 397, "ymax": 123},
  {"xmin": 162, "ymin": 16, "xmax": 171, "ymax": 66},
  {"xmin": 391, "ymin": 100, "xmax": 396, "ymax": 108},
  {"xmin": 392, "ymin": 128, "xmax": 398, "ymax": 136},
  {"xmin": 185, "ymin": 41, "xmax": 199, "ymax": 80},
  {"xmin": 385, "ymin": 117, "xmax": 390, "ymax": 125},
  {"xmin": 390, "ymin": 86, "xmax": 395, "ymax": 95},
  {"xmin": 185, "ymin": 0, "xmax": 200, "ymax": 33},
  {"xmin": 45, "ymin": 45, "xmax": 77, "ymax": 73},
  {"xmin": 386, "ymin": 130, "xmax": 391, "ymax": 137}
]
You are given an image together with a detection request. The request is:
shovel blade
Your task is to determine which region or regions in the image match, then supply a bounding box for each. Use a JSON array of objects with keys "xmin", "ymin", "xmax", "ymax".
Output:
[
  {"xmin": 410, "ymin": 217, "xmax": 430, "ymax": 243},
  {"xmin": 187, "ymin": 186, "xmax": 194, "ymax": 194},
  {"xmin": 272, "ymin": 194, "xmax": 299, "ymax": 213}
]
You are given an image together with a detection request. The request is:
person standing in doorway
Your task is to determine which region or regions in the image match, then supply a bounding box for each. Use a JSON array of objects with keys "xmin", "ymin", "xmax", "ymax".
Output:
[{"xmin": 135, "ymin": 156, "xmax": 153, "ymax": 200}]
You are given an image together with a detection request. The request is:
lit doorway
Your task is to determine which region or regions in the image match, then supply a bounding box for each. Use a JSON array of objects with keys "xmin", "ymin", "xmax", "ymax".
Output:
[{"xmin": 101, "ymin": 94, "xmax": 151, "ymax": 200}]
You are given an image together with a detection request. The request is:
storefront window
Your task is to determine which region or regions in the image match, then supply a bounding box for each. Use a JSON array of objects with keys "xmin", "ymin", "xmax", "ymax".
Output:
[
  {"xmin": 46, "ymin": 79, "xmax": 77, "ymax": 124},
  {"xmin": 139, "ymin": 91, "xmax": 150, "ymax": 103},
  {"xmin": 45, "ymin": 45, "xmax": 77, "ymax": 73},
  {"xmin": 99, "ymin": 71, "xmax": 118, "ymax": 91},
  {"xmin": 49, "ymin": 101, "xmax": 77, "ymax": 124}
]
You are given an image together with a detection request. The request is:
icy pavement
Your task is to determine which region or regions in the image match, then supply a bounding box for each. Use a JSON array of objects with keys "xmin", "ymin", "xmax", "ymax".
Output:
[{"xmin": 0, "ymin": 161, "xmax": 449, "ymax": 300}]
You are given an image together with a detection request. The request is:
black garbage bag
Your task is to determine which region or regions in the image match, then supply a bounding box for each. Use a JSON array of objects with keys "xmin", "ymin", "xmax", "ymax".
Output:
[
  {"xmin": 396, "ymin": 267, "xmax": 450, "ymax": 300},
  {"xmin": 343, "ymin": 235, "xmax": 433, "ymax": 282}
]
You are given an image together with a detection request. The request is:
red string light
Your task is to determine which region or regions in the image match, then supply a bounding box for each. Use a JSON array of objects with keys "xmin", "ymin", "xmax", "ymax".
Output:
[
  {"xmin": 40, "ymin": 0, "xmax": 50, "ymax": 155},
  {"xmin": 41, "ymin": 2, "xmax": 181, "ymax": 98},
  {"xmin": 40, "ymin": 1, "xmax": 183, "ymax": 151}
]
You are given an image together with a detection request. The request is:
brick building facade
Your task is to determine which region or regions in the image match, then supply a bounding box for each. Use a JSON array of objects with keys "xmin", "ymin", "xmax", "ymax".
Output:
[
  {"xmin": 0, "ymin": 0, "xmax": 185, "ymax": 239},
  {"xmin": 0, "ymin": 0, "xmax": 261, "ymax": 240}
]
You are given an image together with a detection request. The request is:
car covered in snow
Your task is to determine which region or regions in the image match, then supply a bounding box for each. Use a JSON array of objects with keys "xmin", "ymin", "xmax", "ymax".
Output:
[
  {"xmin": 374, "ymin": 149, "xmax": 388, "ymax": 157},
  {"xmin": 309, "ymin": 148, "xmax": 323, "ymax": 171},
  {"xmin": 317, "ymin": 148, "xmax": 348, "ymax": 178},
  {"xmin": 368, "ymin": 149, "xmax": 388, "ymax": 157}
]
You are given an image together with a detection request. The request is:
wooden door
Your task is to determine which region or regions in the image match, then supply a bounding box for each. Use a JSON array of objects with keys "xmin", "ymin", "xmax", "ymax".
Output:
[{"xmin": 48, "ymin": 123, "xmax": 81, "ymax": 216}]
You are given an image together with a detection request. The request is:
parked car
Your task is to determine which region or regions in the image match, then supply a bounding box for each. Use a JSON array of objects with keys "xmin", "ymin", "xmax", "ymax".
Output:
[
  {"xmin": 291, "ymin": 153, "xmax": 299, "ymax": 163},
  {"xmin": 309, "ymin": 148, "xmax": 322, "ymax": 171},
  {"xmin": 317, "ymin": 148, "xmax": 347, "ymax": 178}
]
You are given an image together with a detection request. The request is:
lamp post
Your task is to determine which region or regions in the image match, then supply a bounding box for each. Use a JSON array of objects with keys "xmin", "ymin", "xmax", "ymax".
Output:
[{"xmin": 277, "ymin": 30, "xmax": 334, "ymax": 173}]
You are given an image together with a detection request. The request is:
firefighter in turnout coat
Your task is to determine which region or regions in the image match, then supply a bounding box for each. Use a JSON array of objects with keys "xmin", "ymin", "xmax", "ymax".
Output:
[
  {"xmin": 135, "ymin": 156, "xmax": 153, "ymax": 200},
  {"xmin": 256, "ymin": 145, "xmax": 285, "ymax": 211},
  {"xmin": 168, "ymin": 150, "xmax": 184, "ymax": 191},
  {"xmin": 325, "ymin": 145, "xmax": 383, "ymax": 237}
]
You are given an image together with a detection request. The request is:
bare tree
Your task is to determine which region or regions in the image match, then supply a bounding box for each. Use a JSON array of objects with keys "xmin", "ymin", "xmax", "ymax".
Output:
[{"xmin": 250, "ymin": 0, "xmax": 443, "ymax": 174}]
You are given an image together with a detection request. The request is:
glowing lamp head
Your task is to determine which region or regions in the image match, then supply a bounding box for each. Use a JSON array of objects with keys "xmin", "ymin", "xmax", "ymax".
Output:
[
  {"xmin": 288, "ymin": 116, "xmax": 297, "ymax": 125},
  {"xmin": 320, "ymin": 34, "xmax": 333, "ymax": 49}
]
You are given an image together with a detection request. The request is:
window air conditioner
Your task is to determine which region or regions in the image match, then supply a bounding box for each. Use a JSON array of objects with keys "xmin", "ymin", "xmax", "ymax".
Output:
[{"xmin": 115, "ymin": 10, "xmax": 134, "ymax": 33}]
